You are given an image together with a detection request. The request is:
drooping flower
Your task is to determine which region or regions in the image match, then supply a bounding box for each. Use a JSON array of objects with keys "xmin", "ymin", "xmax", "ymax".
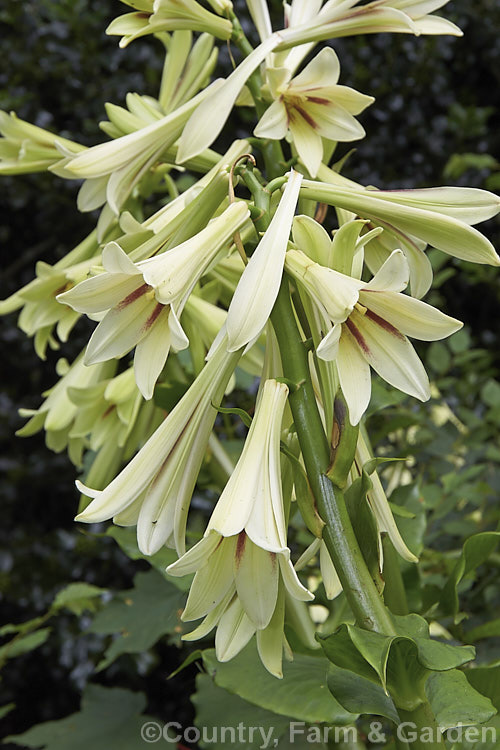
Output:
[
  {"xmin": 255, "ymin": 48, "xmax": 373, "ymax": 177},
  {"xmin": 75, "ymin": 335, "xmax": 241, "ymax": 556},
  {"xmin": 167, "ymin": 380, "xmax": 313, "ymax": 676},
  {"xmin": 57, "ymin": 201, "xmax": 249, "ymax": 399},
  {"xmin": 225, "ymin": 169, "xmax": 303, "ymax": 351},
  {"xmin": 286, "ymin": 248, "xmax": 462, "ymax": 424}
]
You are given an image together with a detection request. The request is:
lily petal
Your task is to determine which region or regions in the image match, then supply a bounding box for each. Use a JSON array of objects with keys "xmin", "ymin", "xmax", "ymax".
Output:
[{"xmin": 335, "ymin": 325, "xmax": 372, "ymax": 425}]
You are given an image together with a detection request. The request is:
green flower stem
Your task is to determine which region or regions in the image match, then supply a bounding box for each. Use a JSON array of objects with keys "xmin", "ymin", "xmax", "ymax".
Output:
[
  {"xmin": 270, "ymin": 277, "xmax": 395, "ymax": 635},
  {"xmin": 270, "ymin": 277, "xmax": 445, "ymax": 748}
]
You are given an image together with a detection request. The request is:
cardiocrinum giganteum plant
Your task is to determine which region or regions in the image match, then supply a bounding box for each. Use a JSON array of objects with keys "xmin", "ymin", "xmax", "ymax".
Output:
[{"xmin": 2, "ymin": 1, "xmax": 500, "ymax": 747}]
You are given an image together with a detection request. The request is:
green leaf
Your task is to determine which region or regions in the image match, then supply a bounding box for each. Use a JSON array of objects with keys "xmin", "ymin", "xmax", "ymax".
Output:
[
  {"xmin": 327, "ymin": 665, "xmax": 400, "ymax": 724},
  {"xmin": 440, "ymin": 532, "xmax": 500, "ymax": 621},
  {"xmin": 193, "ymin": 673, "xmax": 291, "ymax": 749},
  {"xmin": 464, "ymin": 619, "xmax": 500, "ymax": 643},
  {"xmin": 89, "ymin": 570, "xmax": 185, "ymax": 670},
  {"xmin": 0, "ymin": 628, "xmax": 51, "ymax": 662},
  {"xmin": 52, "ymin": 582, "xmax": 105, "ymax": 615},
  {"xmin": 4, "ymin": 684, "xmax": 156, "ymax": 750},
  {"xmin": 202, "ymin": 644, "xmax": 356, "ymax": 725},
  {"xmin": 481, "ymin": 380, "xmax": 500, "ymax": 408},
  {"xmin": 466, "ymin": 665, "xmax": 500, "ymax": 711},
  {"xmin": 425, "ymin": 669, "xmax": 496, "ymax": 730}
]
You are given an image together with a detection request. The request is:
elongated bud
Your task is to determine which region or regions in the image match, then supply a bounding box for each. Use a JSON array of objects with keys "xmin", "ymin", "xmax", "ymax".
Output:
[{"xmin": 326, "ymin": 392, "xmax": 359, "ymax": 488}]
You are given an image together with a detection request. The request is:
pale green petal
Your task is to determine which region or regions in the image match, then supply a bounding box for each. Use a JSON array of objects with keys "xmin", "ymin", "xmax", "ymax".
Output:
[
  {"xmin": 168, "ymin": 306, "xmax": 190, "ymax": 351},
  {"xmin": 256, "ymin": 585, "xmax": 285, "ymax": 678},
  {"xmin": 412, "ymin": 15, "xmax": 462, "ymax": 36},
  {"xmin": 103, "ymin": 241, "xmax": 142, "ymax": 275},
  {"xmin": 182, "ymin": 535, "xmax": 237, "ymax": 620},
  {"xmin": 310, "ymin": 101, "xmax": 366, "ymax": 143},
  {"xmin": 360, "ymin": 289, "xmax": 463, "ymax": 342},
  {"xmin": 246, "ymin": 0, "xmax": 273, "ymax": 41},
  {"xmin": 290, "ymin": 47, "xmax": 340, "ymax": 89},
  {"xmin": 177, "ymin": 34, "xmax": 280, "ymax": 163},
  {"xmin": 182, "ymin": 589, "xmax": 233, "ymax": 641},
  {"xmin": 320, "ymin": 541, "xmax": 343, "ymax": 600},
  {"xmin": 254, "ymin": 99, "xmax": 288, "ymax": 140},
  {"xmin": 351, "ymin": 309, "xmax": 430, "ymax": 401},
  {"xmin": 84, "ymin": 292, "xmax": 155, "ymax": 364},
  {"xmin": 133, "ymin": 306, "xmax": 172, "ymax": 399},
  {"xmin": 57, "ymin": 274, "xmax": 142, "ymax": 315},
  {"xmin": 226, "ymin": 170, "xmax": 303, "ymax": 351},
  {"xmin": 292, "ymin": 214, "xmax": 332, "ymax": 266},
  {"xmin": 278, "ymin": 552, "xmax": 314, "ymax": 601},
  {"xmin": 363, "ymin": 248, "xmax": 409, "ymax": 292},
  {"xmin": 167, "ymin": 531, "xmax": 221, "ymax": 576},
  {"xmin": 289, "ymin": 116, "xmax": 323, "ymax": 177},
  {"xmin": 234, "ymin": 538, "xmax": 279, "ymax": 629},
  {"xmin": 335, "ymin": 326, "xmax": 372, "ymax": 425},
  {"xmin": 316, "ymin": 323, "xmax": 341, "ymax": 360},
  {"xmin": 330, "ymin": 84, "xmax": 374, "ymax": 115},
  {"xmin": 215, "ymin": 597, "xmax": 256, "ymax": 661},
  {"xmin": 300, "ymin": 180, "xmax": 500, "ymax": 265},
  {"xmin": 370, "ymin": 186, "xmax": 500, "ymax": 225}
]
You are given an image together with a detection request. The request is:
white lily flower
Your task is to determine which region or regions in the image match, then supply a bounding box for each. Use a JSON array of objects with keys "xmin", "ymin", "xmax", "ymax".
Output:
[
  {"xmin": 226, "ymin": 170, "xmax": 303, "ymax": 352},
  {"xmin": 177, "ymin": 33, "xmax": 282, "ymax": 163},
  {"xmin": 255, "ymin": 48, "xmax": 373, "ymax": 177},
  {"xmin": 58, "ymin": 202, "xmax": 249, "ymax": 399},
  {"xmin": 276, "ymin": 0, "xmax": 461, "ymax": 48},
  {"xmin": 301, "ymin": 176, "xmax": 500, "ymax": 267},
  {"xmin": 56, "ymin": 83, "xmax": 220, "ymax": 214},
  {"xmin": 75, "ymin": 335, "xmax": 241, "ymax": 555},
  {"xmin": 297, "ymin": 249, "xmax": 463, "ymax": 424},
  {"xmin": 167, "ymin": 380, "xmax": 313, "ymax": 674}
]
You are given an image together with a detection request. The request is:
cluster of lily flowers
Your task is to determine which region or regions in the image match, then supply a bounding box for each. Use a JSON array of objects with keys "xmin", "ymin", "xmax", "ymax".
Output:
[{"xmin": 2, "ymin": 0, "xmax": 499, "ymax": 677}]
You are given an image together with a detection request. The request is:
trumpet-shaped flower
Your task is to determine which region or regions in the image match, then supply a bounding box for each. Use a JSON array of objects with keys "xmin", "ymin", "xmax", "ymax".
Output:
[
  {"xmin": 54, "ymin": 83, "xmax": 219, "ymax": 214},
  {"xmin": 106, "ymin": 0, "xmax": 233, "ymax": 48},
  {"xmin": 167, "ymin": 380, "xmax": 313, "ymax": 675},
  {"xmin": 226, "ymin": 170, "xmax": 303, "ymax": 351},
  {"xmin": 286, "ymin": 248, "xmax": 462, "ymax": 424},
  {"xmin": 58, "ymin": 202, "xmax": 249, "ymax": 399},
  {"xmin": 16, "ymin": 351, "xmax": 115, "ymax": 463},
  {"xmin": 255, "ymin": 48, "xmax": 373, "ymax": 177},
  {"xmin": 301, "ymin": 175, "xmax": 500, "ymax": 268},
  {"xmin": 177, "ymin": 33, "xmax": 283, "ymax": 163},
  {"xmin": 276, "ymin": 0, "xmax": 461, "ymax": 49},
  {"xmin": 75, "ymin": 335, "xmax": 241, "ymax": 555}
]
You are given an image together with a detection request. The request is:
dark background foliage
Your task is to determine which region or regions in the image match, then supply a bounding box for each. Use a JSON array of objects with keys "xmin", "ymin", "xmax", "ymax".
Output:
[{"xmin": 1, "ymin": 0, "xmax": 499, "ymax": 745}]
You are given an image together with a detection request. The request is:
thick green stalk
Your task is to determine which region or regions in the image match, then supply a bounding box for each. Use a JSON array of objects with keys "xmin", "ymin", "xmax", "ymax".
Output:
[{"xmin": 270, "ymin": 278, "xmax": 395, "ymax": 634}]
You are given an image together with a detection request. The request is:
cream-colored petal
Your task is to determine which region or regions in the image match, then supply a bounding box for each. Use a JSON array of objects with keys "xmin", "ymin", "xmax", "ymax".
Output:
[
  {"xmin": 182, "ymin": 535, "xmax": 237, "ymax": 621},
  {"xmin": 215, "ymin": 596, "xmax": 256, "ymax": 662},
  {"xmin": 363, "ymin": 248, "xmax": 409, "ymax": 292},
  {"xmin": 362, "ymin": 289, "xmax": 462, "ymax": 342},
  {"xmin": 350, "ymin": 309, "xmax": 430, "ymax": 402},
  {"xmin": 167, "ymin": 531, "xmax": 221, "ymax": 577},
  {"xmin": 57, "ymin": 274, "xmax": 142, "ymax": 315},
  {"xmin": 234, "ymin": 537, "xmax": 279, "ymax": 629},
  {"xmin": 290, "ymin": 47, "xmax": 340, "ymax": 89},
  {"xmin": 278, "ymin": 552, "xmax": 314, "ymax": 601},
  {"xmin": 133, "ymin": 306, "xmax": 172, "ymax": 399},
  {"xmin": 289, "ymin": 115, "xmax": 323, "ymax": 178},
  {"xmin": 226, "ymin": 170, "xmax": 302, "ymax": 351},
  {"xmin": 84, "ymin": 291, "xmax": 155, "ymax": 364},
  {"xmin": 177, "ymin": 34, "xmax": 281, "ymax": 163},
  {"xmin": 336, "ymin": 326, "xmax": 372, "ymax": 425},
  {"xmin": 316, "ymin": 322, "xmax": 341, "ymax": 361},
  {"xmin": 254, "ymin": 99, "xmax": 289, "ymax": 140}
]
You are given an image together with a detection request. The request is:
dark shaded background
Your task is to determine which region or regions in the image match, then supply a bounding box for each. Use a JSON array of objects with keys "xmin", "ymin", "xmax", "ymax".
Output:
[{"xmin": 1, "ymin": 0, "xmax": 499, "ymax": 744}]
